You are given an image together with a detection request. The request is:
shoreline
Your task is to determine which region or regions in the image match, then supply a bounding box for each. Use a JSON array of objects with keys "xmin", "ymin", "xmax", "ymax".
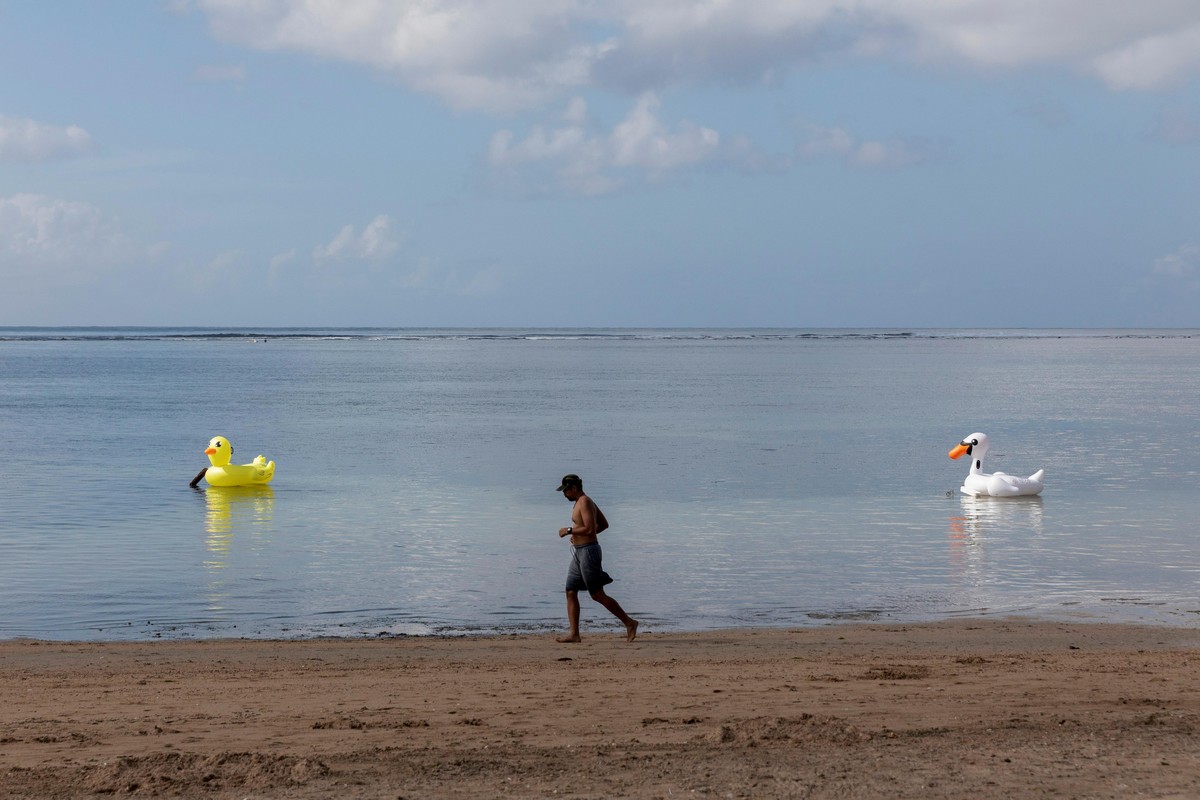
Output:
[
  {"xmin": 3, "ymin": 618, "xmax": 1199, "ymax": 798},
  {"xmin": 7, "ymin": 603, "xmax": 1199, "ymax": 646}
]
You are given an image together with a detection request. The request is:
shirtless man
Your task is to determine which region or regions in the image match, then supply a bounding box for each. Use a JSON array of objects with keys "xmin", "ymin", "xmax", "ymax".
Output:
[{"xmin": 555, "ymin": 474, "xmax": 638, "ymax": 643}]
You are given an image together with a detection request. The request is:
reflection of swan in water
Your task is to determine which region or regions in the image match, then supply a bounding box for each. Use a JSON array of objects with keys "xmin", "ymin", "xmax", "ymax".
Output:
[
  {"xmin": 950, "ymin": 494, "xmax": 1044, "ymax": 539},
  {"xmin": 949, "ymin": 495, "xmax": 1044, "ymax": 582},
  {"xmin": 202, "ymin": 485, "xmax": 274, "ymax": 568}
]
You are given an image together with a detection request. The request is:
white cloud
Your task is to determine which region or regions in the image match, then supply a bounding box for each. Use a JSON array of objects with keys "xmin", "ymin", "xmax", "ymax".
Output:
[
  {"xmin": 0, "ymin": 115, "xmax": 91, "ymax": 162},
  {"xmin": 0, "ymin": 194, "xmax": 161, "ymax": 278},
  {"xmin": 313, "ymin": 214, "xmax": 402, "ymax": 264},
  {"xmin": 611, "ymin": 94, "xmax": 720, "ymax": 170},
  {"xmin": 1089, "ymin": 23, "xmax": 1200, "ymax": 91},
  {"xmin": 192, "ymin": 1, "xmax": 1200, "ymax": 112},
  {"xmin": 488, "ymin": 94, "xmax": 739, "ymax": 195},
  {"xmin": 597, "ymin": 0, "xmax": 857, "ymax": 89},
  {"xmin": 796, "ymin": 124, "xmax": 856, "ymax": 160},
  {"xmin": 195, "ymin": 0, "xmax": 606, "ymax": 113},
  {"xmin": 614, "ymin": 1, "xmax": 1200, "ymax": 92},
  {"xmin": 797, "ymin": 122, "xmax": 937, "ymax": 169},
  {"xmin": 1153, "ymin": 243, "xmax": 1200, "ymax": 279},
  {"xmin": 189, "ymin": 249, "xmax": 246, "ymax": 291},
  {"xmin": 269, "ymin": 248, "xmax": 297, "ymax": 271}
]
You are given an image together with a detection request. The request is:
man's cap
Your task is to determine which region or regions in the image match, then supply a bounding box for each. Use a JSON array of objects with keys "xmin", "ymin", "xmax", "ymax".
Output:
[{"xmin": 556, "ymin": 474, "xmax": 582, "ymax": 491}]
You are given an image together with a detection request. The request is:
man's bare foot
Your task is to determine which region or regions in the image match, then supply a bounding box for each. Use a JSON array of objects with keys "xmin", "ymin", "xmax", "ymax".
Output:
[
  {"xmin": 625, "ymin": 619, "xmax": 639, "ymax": 642},
  {"xmin": 556, "ymin": 634, "xmax": 581, "ymax": 643}
]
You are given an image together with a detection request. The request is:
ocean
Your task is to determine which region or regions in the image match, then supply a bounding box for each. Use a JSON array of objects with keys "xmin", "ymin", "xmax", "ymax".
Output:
[{"xmin": 1, "ymin": 328, "xmax": 1197, "ymax": 640}]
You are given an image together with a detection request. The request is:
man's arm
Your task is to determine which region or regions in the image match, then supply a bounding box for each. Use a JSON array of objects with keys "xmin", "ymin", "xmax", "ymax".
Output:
[
  {"xmin": 594, "ymin": 504, "xmax": 609, "ymax": 534},
  {"xmin": 189, "ymin": 468, "xmax": 207, "ymax": 488}
]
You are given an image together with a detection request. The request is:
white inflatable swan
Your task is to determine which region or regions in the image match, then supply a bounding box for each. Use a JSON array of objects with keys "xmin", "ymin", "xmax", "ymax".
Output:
[{"xmin": 948, "ymin": 432, "xmax": 1044, "ymax": 497}]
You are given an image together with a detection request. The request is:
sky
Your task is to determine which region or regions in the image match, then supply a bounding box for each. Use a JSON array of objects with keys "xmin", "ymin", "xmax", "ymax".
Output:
[{"xmin": 1, "ymin": 1, "xmax": 1198, "ymax": 328}]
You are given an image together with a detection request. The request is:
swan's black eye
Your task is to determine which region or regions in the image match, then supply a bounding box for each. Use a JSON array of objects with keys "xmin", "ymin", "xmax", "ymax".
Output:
[{"xmin": 970, "ymin": 439, "xmax": 978, "ymax": 445}]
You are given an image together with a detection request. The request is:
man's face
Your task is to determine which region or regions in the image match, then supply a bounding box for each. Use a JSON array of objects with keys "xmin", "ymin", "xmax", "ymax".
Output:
[{"xmin": 562, "ymin": 485, "xmax": 581, "ymax": 501}]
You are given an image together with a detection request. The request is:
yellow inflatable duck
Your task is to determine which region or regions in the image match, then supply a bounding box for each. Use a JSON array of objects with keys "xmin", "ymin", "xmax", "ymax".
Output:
[{"xmin": 195, "ymin": 435, "xmax": 275, "ymax": 487}]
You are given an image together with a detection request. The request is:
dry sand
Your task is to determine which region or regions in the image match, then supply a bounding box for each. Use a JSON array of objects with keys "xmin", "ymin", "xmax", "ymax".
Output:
[{"xmin": 2, "ymin": 619, "xmax": 1199, "ymax": 798}]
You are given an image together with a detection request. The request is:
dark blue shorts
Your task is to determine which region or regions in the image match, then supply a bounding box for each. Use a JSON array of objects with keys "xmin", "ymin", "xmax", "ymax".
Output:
[{"xmin": 566, "ymin": 543, "xmax": 614, "ymax": 593}]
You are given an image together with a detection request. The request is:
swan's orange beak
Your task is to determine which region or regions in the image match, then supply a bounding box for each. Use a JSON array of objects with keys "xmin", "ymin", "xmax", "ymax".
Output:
[
  {"xmin": 948, "ymin": 443, "xmax": 969, "ymax": 460},
  {"xmin": 205, "ymin": 447, "xmax": 217, "ymax": 455}
]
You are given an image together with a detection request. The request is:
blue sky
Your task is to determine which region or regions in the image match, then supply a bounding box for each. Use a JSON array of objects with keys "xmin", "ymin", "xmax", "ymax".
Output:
[{"xmin": 2, "ymin": 1, "xmax": 1198, "ymax": 327}]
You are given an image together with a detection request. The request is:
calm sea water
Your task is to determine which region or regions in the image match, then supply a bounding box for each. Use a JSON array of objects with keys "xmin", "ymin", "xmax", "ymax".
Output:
[{"xmin": 1, "ymin": 328, "xmax": 1198, "ymax": 640}]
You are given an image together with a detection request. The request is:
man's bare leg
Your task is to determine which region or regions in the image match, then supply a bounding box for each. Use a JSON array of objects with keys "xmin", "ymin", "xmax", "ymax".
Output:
[
  {"xmin": 557, "ymin": 590, "xmax": 582, "ymax": 643},
  {"xmin": 590, "ymin": 589, "xmax": 638, "ymax": 642}
]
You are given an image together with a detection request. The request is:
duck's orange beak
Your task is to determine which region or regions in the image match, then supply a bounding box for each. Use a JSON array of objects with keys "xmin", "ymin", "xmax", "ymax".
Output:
[
  {"xmin": 205, "ymin": 447, "xmax": 217, "ymax": 455},
  {"xmin": 948, "ymin": 443, "xmax": 969, "ymax": 460}
]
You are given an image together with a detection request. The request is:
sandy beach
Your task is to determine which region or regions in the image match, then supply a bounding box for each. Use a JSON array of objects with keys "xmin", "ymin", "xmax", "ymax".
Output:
[{"xmin": 2, "ymin": 619, "xmax": 1199, "ymax": 798}]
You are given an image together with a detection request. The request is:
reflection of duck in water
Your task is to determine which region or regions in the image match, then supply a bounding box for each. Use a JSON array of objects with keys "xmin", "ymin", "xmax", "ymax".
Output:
[
  {"xmin": 203, "ymin": 485, "xmax": 274, "ymax": 567},
  {"xmin": 190, "ymin": 436, "xmax": 275, "ymax": 488},
  {"xmin": 949, "ymin": 433, "xmax": 1044, "ymax": 497}
]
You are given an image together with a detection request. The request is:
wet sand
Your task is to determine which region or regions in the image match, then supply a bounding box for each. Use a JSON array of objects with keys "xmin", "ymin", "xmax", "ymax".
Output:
[{"xmin": 2, "ymin": 619, "xmax": 1199, "ymax": 798}]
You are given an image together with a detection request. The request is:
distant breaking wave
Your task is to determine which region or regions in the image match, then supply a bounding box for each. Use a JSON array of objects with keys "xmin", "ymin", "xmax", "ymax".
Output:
[{"xmin": 0, "ymin": 327, "xmax": 1196, "ymax": 343}]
